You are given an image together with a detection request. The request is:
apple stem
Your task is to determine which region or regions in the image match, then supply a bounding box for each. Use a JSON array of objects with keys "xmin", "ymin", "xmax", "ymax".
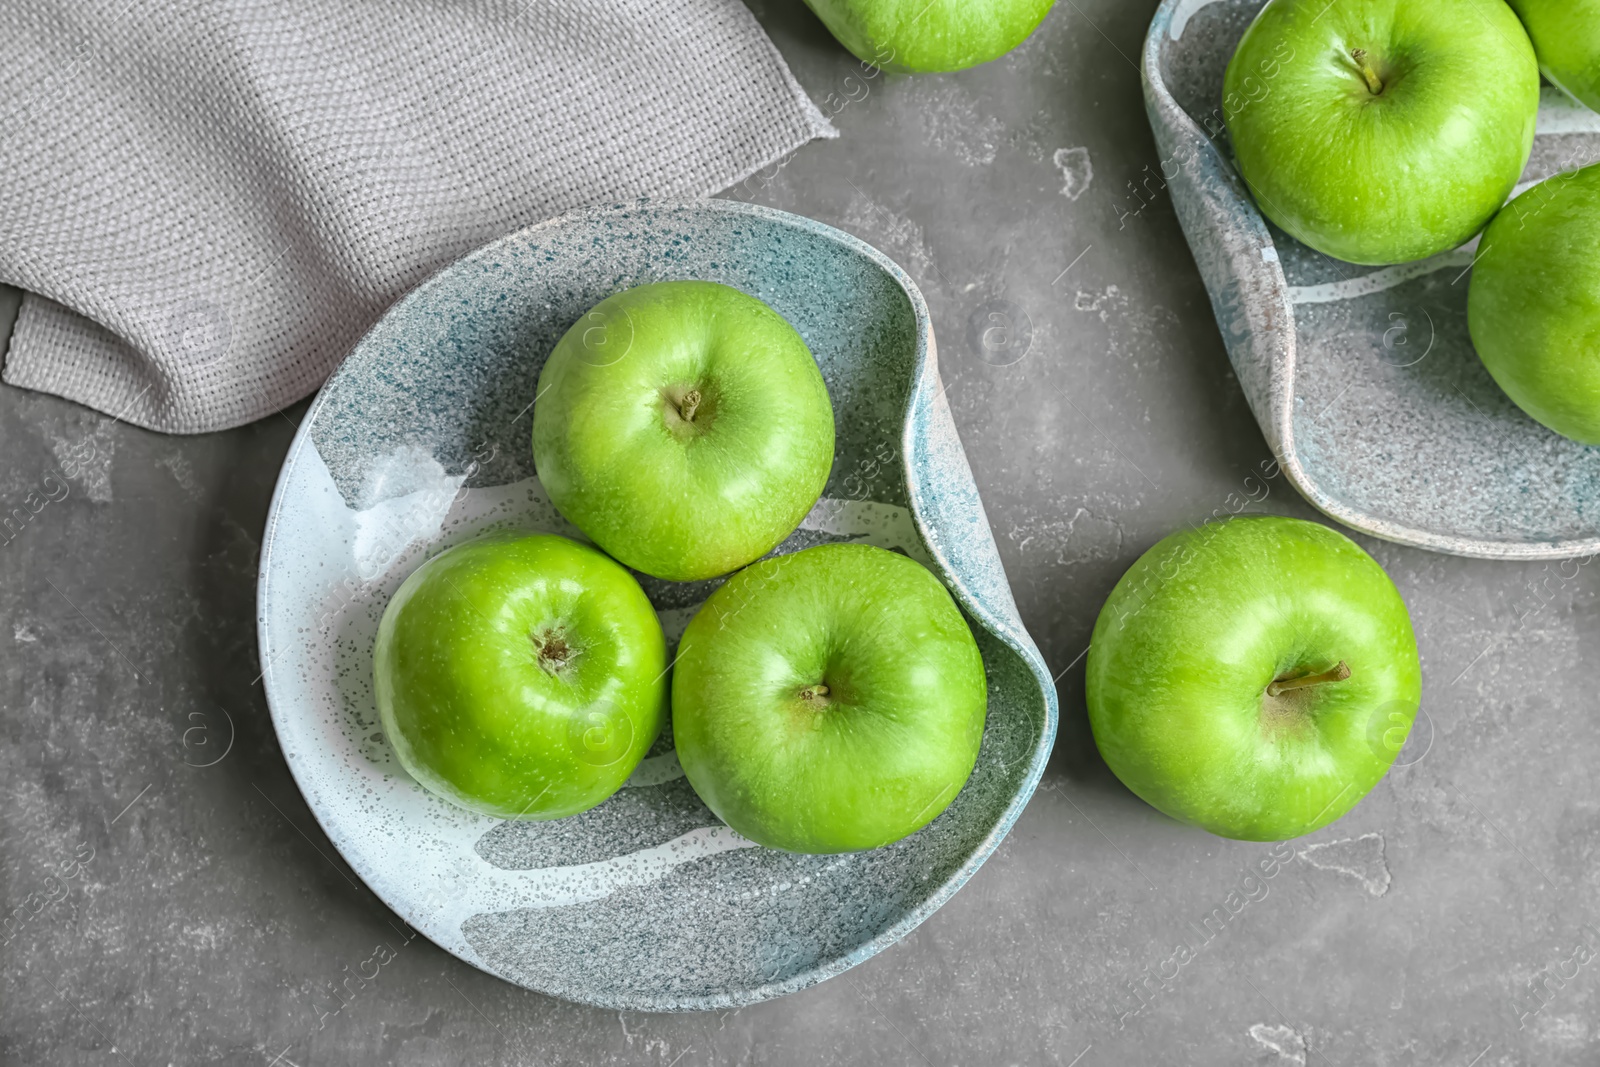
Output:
[
  {"xmin": 679, "ymin": 389, "xmax": 702, "ymax": 423},
  {"xmin": 1267, "ymin": 661, "xmax": 1351, "ymax": 698},
  {"xmin": 798, "ymin": 683, "xmax": 830, "ymax": 701},
  {"xmin": 1351, "ymin": 49, "xmax": 1384, "ymax": 95}
]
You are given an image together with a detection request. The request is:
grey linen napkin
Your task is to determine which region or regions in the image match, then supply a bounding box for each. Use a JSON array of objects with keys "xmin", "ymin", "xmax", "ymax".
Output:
[{"xmin": 0, "ymin": 0, "xmax": 835, "ymax": 433}]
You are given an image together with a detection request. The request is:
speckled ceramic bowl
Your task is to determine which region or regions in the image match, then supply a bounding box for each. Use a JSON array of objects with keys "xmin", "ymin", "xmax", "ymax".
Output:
[
  {"xmin": 256, "ymin": 199, "xmax": 1057, "ymax": 1011},
  {"xmin": 1146, "ymin": 0, "xmax": 1600, "ymax": 559}
]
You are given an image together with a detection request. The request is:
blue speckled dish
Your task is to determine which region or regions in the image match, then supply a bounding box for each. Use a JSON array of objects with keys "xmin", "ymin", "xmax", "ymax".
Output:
[
  {"xmin": 256, "ymin": 199, "xmax": 1058, "ymax": 1011},
  {"xmin": 1147, "ymin": 0, "xmax": 1600, "ymax": 559}
]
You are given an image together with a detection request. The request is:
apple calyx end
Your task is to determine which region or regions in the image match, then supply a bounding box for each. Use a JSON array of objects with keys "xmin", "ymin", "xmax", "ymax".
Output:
[
  {"xmin": 1266, "ymin": 660, "xmax": 1351, "ymax": 698},
  {"xmin": 1350, "ymin": 49, "xmax": 1384, "ymax": 95},
  {"xmin": 532, "ymin": 628, "xmax": 576, "ymax": 676}
]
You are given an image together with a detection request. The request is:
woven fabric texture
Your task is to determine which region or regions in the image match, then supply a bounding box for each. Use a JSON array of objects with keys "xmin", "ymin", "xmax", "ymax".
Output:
[{"xmin": 0, "ymin": 0, "xmax": 834, "ymax": 433}]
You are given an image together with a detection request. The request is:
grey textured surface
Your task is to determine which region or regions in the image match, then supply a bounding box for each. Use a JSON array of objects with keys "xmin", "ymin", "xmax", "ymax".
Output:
[{"xmin": 3, "ymin": 0, "xmax": 1597, "ymax": 1063}]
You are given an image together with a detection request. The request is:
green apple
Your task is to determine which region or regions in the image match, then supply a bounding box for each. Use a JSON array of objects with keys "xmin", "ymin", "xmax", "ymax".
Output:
[
  {"xmin": 672, "ymin": 543, "xmax": 987, "ymax": 853},
  {"xmin": 533, "ymin": 281, "xmax": 834, "ymax": 582},
  {"xmin": 801, "ymin": 0, "xmax": 1054, "ymax": 74},
  {"xmin": 374, "ymin": 531, "xmax": 666, "ymax": 819},
  {"xmin": 1508, "ymin": 0, "xmax": 1600, "ymax": 111},
  {"xmin": 1469, "ymin": 163, "xmax": 1600, "ymax": 443},
  {"xmin": 1086, "ymin": 516, "xmax": 1421, "ymax": 842},
  {"xmin": 1225, "ymin": 0, "xmax": 1539, "ymax": 265}
]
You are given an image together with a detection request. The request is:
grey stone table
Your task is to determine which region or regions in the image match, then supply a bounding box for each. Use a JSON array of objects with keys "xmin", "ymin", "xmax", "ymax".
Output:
[{"xmin": 3, "ymin": 2, "xmax": 1594, "ymax": 1064}]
